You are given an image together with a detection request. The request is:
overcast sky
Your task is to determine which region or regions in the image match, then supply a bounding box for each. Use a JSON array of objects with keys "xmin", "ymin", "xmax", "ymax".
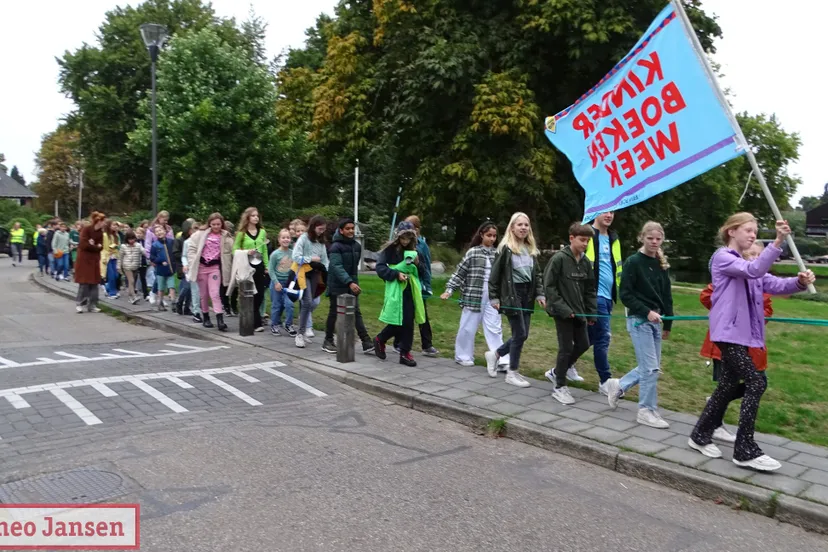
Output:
[{"xmin": 1, "ymin": 0, "xmax": 823, "ymax": 203}]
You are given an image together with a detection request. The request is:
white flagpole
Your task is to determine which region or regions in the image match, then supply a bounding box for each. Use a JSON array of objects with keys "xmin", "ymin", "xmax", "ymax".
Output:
[{"xmin": 670, "ymin": 0, "xmax": 815, "ymax": 293}]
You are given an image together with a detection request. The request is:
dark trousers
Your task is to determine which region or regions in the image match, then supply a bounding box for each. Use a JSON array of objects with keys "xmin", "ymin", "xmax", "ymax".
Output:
[
  {"xmin": 692, "ymin": 343, "xmax": 767, "ymax": 462},
  {"xmin": 496, "ymin": 283, "xmax": 533, "ymax": 372},
  {"xmin": 137, "ymin": 266, "xmax": 148, "ymax": 298},
  {"xmin": 378, "ymin": 286, "xmax": 415, "ymax": 355},
  {"xmin": 177, "ymin": 279, "xmax": 192, "ymax": 311},
  {"xmin": 10, "ymin": 243, "xmax": 23, "ymax": 263},
  {"xmin": 325, "ymin": 293, "xmax": 370, "ymax": 342},
  {"xmin": 394, "ymin": 299, "xmax": 433, "ymax": 350},
  {"xmin": 76, "ymin": 283, "xmax": 99, "ymax": 310},
  {"xmin": 252, "ymin": 263, "xmax": 265, "ymax": 328},
  {"xmin": 554, "ymin": 318, "xmax": 590, "ymax": 387}
]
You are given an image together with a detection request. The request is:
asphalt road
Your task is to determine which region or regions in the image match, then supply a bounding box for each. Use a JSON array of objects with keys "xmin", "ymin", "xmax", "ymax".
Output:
[{"xmin": 1, "ymin": 260, "xmax": 826, "ymax": 551}]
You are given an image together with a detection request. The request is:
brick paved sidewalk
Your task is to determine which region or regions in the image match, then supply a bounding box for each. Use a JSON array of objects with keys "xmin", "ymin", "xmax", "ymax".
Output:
[{"xmin": 35, "ymin": 274, "xmax": 828, "ymax": 530}]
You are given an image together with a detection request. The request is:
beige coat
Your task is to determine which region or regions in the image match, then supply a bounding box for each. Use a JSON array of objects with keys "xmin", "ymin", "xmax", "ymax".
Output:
[{"xmin": 187, "ymin": 229, "xmax": 234, "ymax": 286}]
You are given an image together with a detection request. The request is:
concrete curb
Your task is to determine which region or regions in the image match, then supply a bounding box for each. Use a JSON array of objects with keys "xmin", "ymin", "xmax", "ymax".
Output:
[{"xmin": 31, "ymin": 273, "xmax": 828, "ymax": 534}]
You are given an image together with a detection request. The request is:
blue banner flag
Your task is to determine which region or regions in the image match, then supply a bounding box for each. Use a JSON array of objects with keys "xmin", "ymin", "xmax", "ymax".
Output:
[{"xmin": 544, "ymin": 3, "xmax": 745, "ymax": 222}]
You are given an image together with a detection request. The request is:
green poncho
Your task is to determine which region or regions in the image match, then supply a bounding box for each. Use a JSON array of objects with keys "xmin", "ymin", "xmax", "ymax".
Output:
[{"xmin": 379, "ymin": 250, "xmax": 426, "ymax": 326}]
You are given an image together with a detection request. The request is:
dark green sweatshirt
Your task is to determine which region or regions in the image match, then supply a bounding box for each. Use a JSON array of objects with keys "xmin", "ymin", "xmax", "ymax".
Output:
[
  {"xmin": 619, "ymin": 251, "xmax": 674, "ymax": 331},
  {"xmin": 543, "ymin": 246, "xmax": 597, "ymax": 320}
]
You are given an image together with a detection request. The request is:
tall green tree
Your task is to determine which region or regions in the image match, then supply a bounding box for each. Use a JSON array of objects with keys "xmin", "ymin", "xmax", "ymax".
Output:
[
  {"xmin": 128, "ymin": 28, "xmax": 301, "ymax": 221},
  {"xmin": 57, "ymin": 0, "xmax": 248, "ymax": 211},
  {"xmin": 9, "ymin": 166, "xmax": 26, "ymax": 186}
]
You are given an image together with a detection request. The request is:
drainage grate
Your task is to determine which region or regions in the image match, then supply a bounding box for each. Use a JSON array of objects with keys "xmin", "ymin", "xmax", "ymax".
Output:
[{"xmin": 0, "ymin": 465, "xmax": 138, "ymax": 504}]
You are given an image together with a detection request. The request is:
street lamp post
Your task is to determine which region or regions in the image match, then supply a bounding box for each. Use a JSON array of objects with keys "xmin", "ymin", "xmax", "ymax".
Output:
[{"xmin": 139, "ymin": 23, "xmax": 168, "ymax": 217}]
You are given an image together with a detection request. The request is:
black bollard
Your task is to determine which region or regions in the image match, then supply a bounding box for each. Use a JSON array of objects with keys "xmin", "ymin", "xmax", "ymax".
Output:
[
  {"xmin": 336, "ymin": 294, "xmax": 356, "ymax": 363},
  {"xmin": 238, "ymin": 279, "xmax": 255, "ymax": 336}
]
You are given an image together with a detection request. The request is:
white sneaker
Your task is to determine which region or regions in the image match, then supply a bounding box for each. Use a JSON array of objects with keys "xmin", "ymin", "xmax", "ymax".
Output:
[
  {"xmin": 637, "ymin": 408, "xmax": 670, "ymax": 429},
  {"xmin": 305, "ymin": 328, "xmax": 315, "ymax": 338},
  {"xmin": 551, "ymin": 386, "xmax": 575, "ymax": 405},
  {"xmin": 566, "ymin": 366, "xmax": 584, "ymax": 382},
  {"xmin": 505, "ymin": 371, "xmax": 530, "ymax": 388},
  {"xmin": 713, "ymin": 426, "xmax": 737, "ymax": 443},
  {"xmin": 484, "ymin": 351, "xmax": 498, "ymax": 378},
  {"xmin": 90, "ymin": 307, "xmax": 102, "ymax": 313},
  {"xmin": 688, "ymin": 438, "xmax": 722, "ymax": 458},
  {"xmin": 149, "ymin": 295, "xmax": 156, "ymax": 305},
  {"xmin": 598, "ymin": 381, "xmax": 610, "ymax": 396},
  {"xmin": 295, "ymin": 334, "xmax": 306, "ymax": 348},
  {"xmin": 605, "ymin": 378, "xmax": 623, "ymax": 409},
  {"xmin": 733, "ymin": 455, "xmax": 781, "ymax": 472},
  {"xmin": 76, "ymin": 306, "xmax": 83, "ymax": 314},
  {"xmin": 455, "ymin": 359, "xmax": 475, "ymax": 367},
  {"xmin": 543, "ymin": 369, "xmax": 557, "ymax": 385}
]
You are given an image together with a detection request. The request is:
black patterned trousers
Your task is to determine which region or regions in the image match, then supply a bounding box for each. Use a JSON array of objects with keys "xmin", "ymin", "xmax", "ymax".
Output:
[{"xmin": 692, "ymin": 343, "xmax": 767, "ymax": 462}]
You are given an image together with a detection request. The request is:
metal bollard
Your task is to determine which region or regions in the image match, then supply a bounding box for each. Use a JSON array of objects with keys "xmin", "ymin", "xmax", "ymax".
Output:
[
  {"xmin": 239, "ymin": 279, "xmax": 256, "ymax": 336},
  {"xmin": 336, "ymin": 294, "xmax": 356, "ymax": 363}
]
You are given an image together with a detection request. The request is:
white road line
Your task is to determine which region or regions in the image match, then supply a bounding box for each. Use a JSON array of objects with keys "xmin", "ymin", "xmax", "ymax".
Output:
[
  {"xmin": 166, "ymin": 376, "xmax": 194, "ymax": 389},
  {"xmin": 200, "ymin": 375, "xmax": 262, "ymax": 406},
  {"xmin": 126, "ymin": 378, "xmax": 188, "ymax": 413},
  {"xmin": 163, "ymin": 343, "xmax": 202, "ymax": 350},
  {"xmin": 156, "ymin": 350, "xmax": 177, "ymax": 353},
  {"xmin": 5, "ymin": 393, "xmax": 31, "ymax": 409},
  {"xmin": 50, "ymin": 389, "xmax": 102, "ymax": 425},
  {"xmin": 257, "ymin": 367, "xmax": 328, "ymax": 398},
  {"xmin": 111, "ymin": 349, "xmax": 150, "ymax": 356},
  {"xmin": 90, "ymin": 383, "xmax": 118, "ymax": 398},
  {"xmin": 231, "ymin": 371, "xmax": 260, "ymax": 383},
  {"xmin": 0, "ymin": 345, "xmax": 231, "ymax": 369},
  {"xmin": 54, "ymin": 352, "xmax": 89, "ymax": 360}
]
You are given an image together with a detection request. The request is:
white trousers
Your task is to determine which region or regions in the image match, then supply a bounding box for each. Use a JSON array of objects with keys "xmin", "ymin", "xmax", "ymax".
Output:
[{"xmin": 454, "ymin": 288, "xmax": 509, "ymax": 365}]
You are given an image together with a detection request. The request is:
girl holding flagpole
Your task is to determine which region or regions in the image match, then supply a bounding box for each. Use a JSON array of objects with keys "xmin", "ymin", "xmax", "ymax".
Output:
[{"xmin": 688, "ymin": 213, "xmax": 814, "ymax": 472}]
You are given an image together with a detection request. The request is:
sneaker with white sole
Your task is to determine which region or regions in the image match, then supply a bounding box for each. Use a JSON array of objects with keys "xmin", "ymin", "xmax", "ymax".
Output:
[
  {"xmin": 605, "ymin": 378, "xmax": 623, "ymax": 409},
  {"xmin": 566, "ymin": 366, "xmax": 584, "ymax": 382},
  {"xmin": 305, "ymin": 328, "xmax": 315, "ymax": 338},
  {"xmin": 688, "ymin": 438, "xmax": 722, "ymax": 458},
  {"xmin": 505, "ymin": 371, "xmax": 530, "ymax": 388},
  {"xmin": 455, "ymin": 359, "xmax": 475, "ymax": 367},
  {"xmin": 713, "ymin": 426, "xmax": 737, "ymax": 443},
  {"xmin": 76, "ymin": 306, "xmax": 83, "ymax": 314},
  {"xmin": 295, "ymin": 334, "xmax": 306, "ymax": 348},
  {"xmin": 148, "ymin": 295, "xmax": 156, "ymax": 305},
  {"xmin": 551, "ymin": 386, "xmax": 575, "ymax": 405},
  {"xmin": 484, "ymin": 351, "xmax": 499, "ymax": 378},
  {"xmin": 733, "ymin": 454, "xmax": 781, "ymax": 472},
  {"xmin": 637, "ymin": 408, "xmax": 670, "ymax": 429},
  {"xmin": 89, "ymin": 307, "xmax": 102, "ymax": 313},
  {"xmin": 543, "ymin": 369, "xmax": 557, "ymax": 385},
  {"xmin": 598, "ymin": 381, "xmax": 610, "ymax": 396}
]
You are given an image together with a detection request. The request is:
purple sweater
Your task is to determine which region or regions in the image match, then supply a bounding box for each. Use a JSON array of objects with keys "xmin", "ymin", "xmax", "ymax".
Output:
[
  {"xmin": 709, "ymin": 244, "xmax": 804, "ymax": 348},
  {"xmin": 144, "ymin": 227, "xmax": 174, "ymax": 258}
]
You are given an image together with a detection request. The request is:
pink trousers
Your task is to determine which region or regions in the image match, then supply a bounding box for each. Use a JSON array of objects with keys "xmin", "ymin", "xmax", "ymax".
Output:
[{"xmin": 198, "ymin": 264, "xmax": 224, "ymax": 314}]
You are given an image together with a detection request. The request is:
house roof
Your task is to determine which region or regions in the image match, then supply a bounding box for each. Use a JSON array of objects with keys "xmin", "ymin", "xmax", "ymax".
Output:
[{"xmin": 0, "ymin": 171, "xmax": 38, "ymax": 199}]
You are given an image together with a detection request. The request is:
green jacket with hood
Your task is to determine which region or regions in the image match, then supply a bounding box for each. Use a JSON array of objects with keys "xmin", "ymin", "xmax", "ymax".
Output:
[{"xmin": 543, "ymin": 246, "xmax": 598, "ymax": 320}]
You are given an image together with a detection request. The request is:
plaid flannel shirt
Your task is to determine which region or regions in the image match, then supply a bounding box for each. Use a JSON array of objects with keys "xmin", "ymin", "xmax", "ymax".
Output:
[{"xmin": 445, "ymin": 246, "xmax": 495, "ymax": 313}]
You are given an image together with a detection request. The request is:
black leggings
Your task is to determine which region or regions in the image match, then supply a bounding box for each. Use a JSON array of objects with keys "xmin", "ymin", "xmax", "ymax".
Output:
[
  {"xmin": 377, "ymin": 286, "xmax": 415, "ymax": 355},
  {"xmin": 496, "ymin": 283, "xmax": 533, "ymax": 372},
  {"xmin": 692, "ymin": 343, "xmax": 767, "ymax": 461}
]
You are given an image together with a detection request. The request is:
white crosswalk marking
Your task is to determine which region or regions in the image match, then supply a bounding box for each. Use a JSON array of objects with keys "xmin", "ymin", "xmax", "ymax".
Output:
[
  {"xmin": 166, "ymin": 376, "xmax": 194, "ymax": 389},
  {"xmin": 200, "ymin": 375, "xmax": 263, "ymax": 406},
  {"xmin": 50, "ymin": 389, "xmax": 102, "ymax": 425},
  {"xmin": 231, "ymin": 371, "xmax": 260, "ymax": 383},
  {"xmin": 111, "ymin": 349, "xmax": 150, "ymax": 357},
  {"xmin": 54, "ymin": 352, "xmax": 89, "ymax": 360},
  {"xmin": 0, "ymin": 357, "xmax": 21, "ymax": 368},
  {"xmin": 258, "ymin": 367, "xmax": 328, "ymax": 398},
  {"xmin": 5, "ymin": 393, "xmax": 31, "ymax": 409},
  {"xmin": 91, "ymin": 383, "xmax": 118, "ymax": 398},
  {"xmin": 125, "ymin": 378, "xmax": 188, "ymax": 413},
  {"xmin": 0, "ymin": 344, "xmax": 231, "ymax": 369}
]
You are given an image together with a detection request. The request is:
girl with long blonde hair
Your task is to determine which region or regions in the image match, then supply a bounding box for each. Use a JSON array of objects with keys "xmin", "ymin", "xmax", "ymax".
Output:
[
  {"xmin": 604, "ymin": 221, "xmax": 674, "ymax": 429},
  {"xmin": 484, "ymin": 212, "xmax": 545, "ymax": 388}
]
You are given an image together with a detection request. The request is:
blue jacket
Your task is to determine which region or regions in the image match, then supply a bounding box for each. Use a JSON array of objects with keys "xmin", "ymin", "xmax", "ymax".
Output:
[
  {"xmin": 36, "ymin": 234, "xmax": 49, "ymax": 256},
  {"xmin": 150, "ymin": 238, "xmax": 175, "ymax": 277},
  {"xmin": 416, "ymin": 236, "xmax": 432, "ymax": 297}
]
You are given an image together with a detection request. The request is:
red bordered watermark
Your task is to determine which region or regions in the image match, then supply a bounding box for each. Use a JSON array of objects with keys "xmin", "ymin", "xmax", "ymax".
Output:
[{"xmin": 0, "ymin": 504, "xmax": 139, "ymax": 550}]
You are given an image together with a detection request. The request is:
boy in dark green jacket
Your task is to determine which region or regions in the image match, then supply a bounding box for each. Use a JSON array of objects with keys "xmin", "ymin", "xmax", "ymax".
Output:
[{"xmin": 543, "ymin": 223, "xmax": 598, "ymax": 405}]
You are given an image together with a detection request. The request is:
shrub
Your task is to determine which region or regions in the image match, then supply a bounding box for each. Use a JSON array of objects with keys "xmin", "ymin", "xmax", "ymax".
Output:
[{"xmin": 429, "ymin": 243, "xmax": 463, "ymax": 269}]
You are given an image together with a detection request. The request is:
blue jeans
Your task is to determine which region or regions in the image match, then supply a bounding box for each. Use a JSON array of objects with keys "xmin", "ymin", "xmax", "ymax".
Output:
[
  {"xmin": 105, "ymin": 258, "xmax": 119, "ymax": 296},
  {"xmin": 270, "ymin": 279, "xmax": 295, "ymax": 327},
  {"xmin": 619, "ymin": 319, "xmax": 662, "ymax": 411},
  {"xmin": 588, "ymin": 296, "xmax": 614, "ymax": 383},
  {"xmin": 48, "ymin": 253, "xmax": 55, "ymax": 274},
  {"xmin": 54, "ymin": 255, "xmax": 69, "ymax": 279},
  {"xmin": 38, "ymin": 254, "xmax": 48, "ymax": 273}
]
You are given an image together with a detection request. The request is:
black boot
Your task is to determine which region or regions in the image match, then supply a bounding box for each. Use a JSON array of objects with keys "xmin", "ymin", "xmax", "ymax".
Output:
[
  {"xmin": 216, "ymin": 313, "xmax": 228, "ymax": 332},
  {"xmin": 203, "ymin": 313, "xmax": 214, "ymax": 328},
  {"xmin": 192, "ymin": 312, "xmax": 203, "ymax": 324}
]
